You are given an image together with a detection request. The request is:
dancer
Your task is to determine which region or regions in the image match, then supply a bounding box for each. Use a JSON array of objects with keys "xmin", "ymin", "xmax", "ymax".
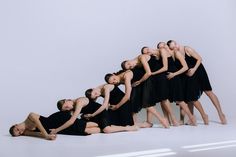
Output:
[
  {"xmin": 157, "ymin": 42, "xmax": 197, "ymax": 125},
  {"xmin": 57, "ymin": 97, "xmax": 137, "ymax": 133},
  {"xmin": 85, "ymin": 84, "xmax": 134, "ymax": 126},
  {"xmin": 105, "ymin": 69, "xmax": 169, "ymax": 128},
  {"xmin": 9, "ymin": 110, "xmax": 100, "ymax": 140},
  {"xmin": 49, "ymin": 97, "xmax": 100, "ymax": 134},
  {"xmin": 167, "ymin": 40, "xmax": 226, "ymax": 124},
  {"xmin": 140, "ymin": 46, "xmax": 179, "ymax": 126},
  {"xmin": 167, "ymin": 41, "xmax": 208, "ymax": 125}
]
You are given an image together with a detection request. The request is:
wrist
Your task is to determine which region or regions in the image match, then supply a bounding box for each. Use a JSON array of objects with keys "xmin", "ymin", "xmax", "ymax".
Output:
[{"xmin": 44, "ymin": 133, "xmax": 49, "ymax": 138}]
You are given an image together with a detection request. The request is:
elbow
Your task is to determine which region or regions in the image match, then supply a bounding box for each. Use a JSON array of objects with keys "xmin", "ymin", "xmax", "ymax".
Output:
[
  {"xmin": 183, "ymin": 66, "xmax": 188, "ymax": 72},
  {"xmin": 199, "ymin": 57, "xmax": 202, "ymax": 62},
  {"xmin": 67, "ymin": 120, "xmax": 74, "ymax": 126},
  {"xmin": 163, "ymin": 66, "xmax": 168, "ymax": 72},
  {"xmin": 68, "ymin": 121, "xmax": 74, "ymax": 126},
  {"xmin": 146, "ymin": 72, "xmax": 152, "ymax": 78},
  {"xmin": 125, "ymin": 95, "xmax": 131, "ymax": 101}
]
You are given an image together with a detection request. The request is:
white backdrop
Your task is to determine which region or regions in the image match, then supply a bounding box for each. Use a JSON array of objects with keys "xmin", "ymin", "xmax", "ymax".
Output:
[{"xmin": 0, "ymin": 0, "xmax": 236, "ymax": 132}]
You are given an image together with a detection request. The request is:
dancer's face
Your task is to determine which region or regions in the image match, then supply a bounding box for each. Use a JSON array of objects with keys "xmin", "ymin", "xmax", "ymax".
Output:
[
  {"xmin": 108, "ymin": 75, "xmax": 120, "ymax": 85},
  {"xmin": 91, "ymin": 88, "xmax": 101, "ymax": 99},
  {"xmin": 158, "ymin": 42, "xmax": 166, "ymax": 49},
  {"xmin": 124, "ymin": 60, "xmax": 136, "ymax": 70},
  {"xmin": 168, "ymin": 41, "xmax": 177, "ymax": 50},
  {"xmin": 62, "ymin": 99, "xmax": 74, "ymax": 111},
  {"xmin": 12, "ymin": 124, "xmax": 25, "ymax": 136},
  {"xmin": 142, "ymin": 47, "xmax": 149, "ymax": 54}
]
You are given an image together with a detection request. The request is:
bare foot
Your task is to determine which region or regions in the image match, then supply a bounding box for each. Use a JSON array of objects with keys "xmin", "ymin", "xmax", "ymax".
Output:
[
  {"xmin": 219, "ymin": 114, "xmax": 227, "ymax": 125},
  {"xmin": 160, "ymin": 118, "xmax": 170, "ymax": 128},
  {"xmin": 138, "ymin": 121, "xmax": 153, "ymax": 128},
  {"xmin": 189, "ymin": 116, "xmax": 197, "ymax": 126},
  {"xmin": 183, "ymin": 119, "xmax": 191, "ymax": 125},
  {"xmin": 202, "ymin": 114, "xmax": 209, "ymax": 125},
  {"xmin": 172, "ymin": 119, "xmax": 179, "ymax": 126}
]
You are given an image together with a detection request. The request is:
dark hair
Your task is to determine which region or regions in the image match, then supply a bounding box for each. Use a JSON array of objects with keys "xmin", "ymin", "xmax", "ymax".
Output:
[
  {"xmin": 57, "ymin": 99, "xmax": 66, "ymax": 111},
  {"xmin": 167, "ymin": 40, "xmax": 174, "ymax": 47},
  {"xmin": 104, "ymin": 70, "xmax": 125, "ymax": 84},
  {"xmin": 85, "ymin": 88, "xmax": 93, "ymax": 100},
  {"xmin": 104, "ymin": 73, "xmax": 113, "ymax": 83},
  {"xmin": 121, "ymin": 60, "xmax": 127, "ymax": 70},
  {"xmin": 157, "ymin": 42, "xmax": 164, "ymax": 49},
  {"xmin": 141, "ymin": 46, "xmax": 148, "ymax": 54},
  {"xmin": 9, "ymin": 125, "xmax": 16, "ymax": 137}
]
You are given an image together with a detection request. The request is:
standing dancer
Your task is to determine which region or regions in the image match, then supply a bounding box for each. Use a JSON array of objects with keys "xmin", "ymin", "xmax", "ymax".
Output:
[
  {"xmin": 167, "ymin": 40, "xmax": 226, "ymax": 124},
  {"xmin": 157, "ymin": 42, "xmax": 197, "ymax": 125},
  {"xmin": 105, "ymin": 68, "xmax": 169, "ymax": 128},
  {"xmin": 141, "ymin": 47, "xmax": 179, "ymax": 126}
]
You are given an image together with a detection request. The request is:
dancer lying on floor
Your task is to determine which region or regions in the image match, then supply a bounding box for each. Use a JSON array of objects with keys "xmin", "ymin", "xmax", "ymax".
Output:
[{"xmin": 9, "ymin": 107, "xmax": 100, "ymax": 140}]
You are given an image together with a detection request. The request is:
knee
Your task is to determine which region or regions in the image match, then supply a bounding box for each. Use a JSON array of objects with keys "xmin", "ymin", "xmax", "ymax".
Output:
[
  {"xmin": 147, "ymin": 106, "xmax": 154, "ymax": 112},
  {"xmin": 205, "ymin": 90, "xmax": 212, "ymax": 96},
  {"xmin": 103, "ymin": 127, "xmax": 112, "ymax": 134},
  {"xmin": 87, "ymin": 122, "xmax": 98, "ymax": 127},
  {"xmin": 29, "ymin": 112, "xmax": 36, "ymax": 118},
  {"xmin": 96, "ymin": 127, "xmax": 101, "ymax": 133},
  {"xmin": 162, "ymin": 99, "xmax": 168, "ymax": 104},
  {"xmin": 190, "ymin": 101, "xmax": 196, "ymax": 105}
]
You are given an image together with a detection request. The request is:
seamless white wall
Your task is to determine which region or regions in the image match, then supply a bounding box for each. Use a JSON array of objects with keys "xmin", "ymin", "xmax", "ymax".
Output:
[{"xmin": 0, "ymin": 0, "xmax": 235, "ymax": 131}]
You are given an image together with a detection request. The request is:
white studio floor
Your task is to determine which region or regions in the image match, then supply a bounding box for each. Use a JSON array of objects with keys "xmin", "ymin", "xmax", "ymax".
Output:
[{"xmin": 1, "ymin": 117, "xmax": 236, "ymax": 157}]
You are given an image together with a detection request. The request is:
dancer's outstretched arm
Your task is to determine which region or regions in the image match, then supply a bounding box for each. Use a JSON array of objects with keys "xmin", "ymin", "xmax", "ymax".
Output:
[
  {"xmin": 152, "ymin": 50, "xmax": 168, "ymax": 75},
  {"xmin": 87, "ymin": 84, "xmax": 114, "ymax": 117},
  {"xmin": 167, "ymin": 51, "xmax": 188, "ymax": 79},
  {"xmin": 184, "ymin": 46, "xmax": 202, "ymax": 76},
  {"xmin": 132, "ymin": 55, "xmax": 152, "ymax": 87},
  {"xmin": 110, "ymin": 71, "xmax": 133, "ymax": 110}
]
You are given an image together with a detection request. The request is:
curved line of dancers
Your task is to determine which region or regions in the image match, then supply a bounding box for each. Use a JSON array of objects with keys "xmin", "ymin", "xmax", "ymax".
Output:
[{"xmin": 9, "ymin": 40, "xmax": 227, "ymax": 140}]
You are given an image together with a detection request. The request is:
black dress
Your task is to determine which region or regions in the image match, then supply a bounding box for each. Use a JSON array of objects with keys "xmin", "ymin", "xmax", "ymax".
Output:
[
  {"xmin": 141, "ymin": 56, "xmax": 158, "ymax": 108},
  {"xmin": 81, "ymin": 100, "xmax": 110, "ymax": 130},
  {"xmin": 149, "ymin": 55, "xmax": 169, "ymax": 102},
  {"xmin": 195, "ymin": 64, "xmax": 212, "ymax": 91},
  {"xmin": 130, "ymin": 66, "xmax": 145, "ymax": 113},
  {"xmin": 181, "ymin": 48, "xmax": 212, "ymax": 101},
  {"xmin": 167, "ymin": 56, "xmax": 185, "ymax": 102},
  {"xmin": 175, "ymin": 52, "xmax": 202, "ymax": 102},
  {"xmin": 108, "ymin": 86, "xmax": 134, "ymax": 126},
  {"xmin": 38, "ymin": 111, "xmax": 88, "ymax": 136}
]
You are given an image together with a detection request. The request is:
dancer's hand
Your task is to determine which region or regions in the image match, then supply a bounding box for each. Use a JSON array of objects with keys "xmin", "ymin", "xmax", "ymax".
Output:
[
  {"xmin": 186, "ymin": 68, "xmax": 195, "ymax": 77},
  {"xmin": 109, "ymin": 105, "xmax": 118, "ymax": 111},
  {"xmin": 46, "ymin": 134, "xmax": 57, "ymax": 140},
  {"xmin": 167, "ymin": 72, "xmax": 175, "ymax": 80},
  {"xmin": 49, "ymin": 129, "xmax": 58, "ymax": 135},
  {"xmin": 132, "ymin": 81, "xmax": 141, "ymax": 87},
  {"xmin": 84, "ymin": 114, "xmax": 93, "ymax": 119}
]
